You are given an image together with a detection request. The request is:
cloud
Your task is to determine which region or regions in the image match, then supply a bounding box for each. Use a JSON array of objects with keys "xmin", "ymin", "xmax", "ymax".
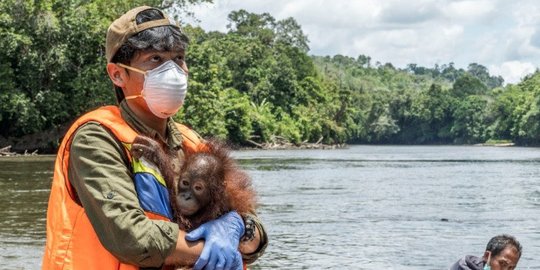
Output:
[
  {"xmin": 441, "ymin": 0, "xmax": 496, "ymax": 22},
  {"xmin": 184, "ymin": 0, "xmax": 540, "ymax": 83},
  {"xmin": 530, "ymin": 28, "xmax": 540, "ymax": 49},
  {"xmin": 489, "ymin": 61, "xmax": 536, "ymax": 84},
  {"xmin": 378, "ymin": 1, "xmax": 440, "ymax": 25},
  {"xmin": 278, "ymin": 0, "xmax": 382, "ymax": 30}
]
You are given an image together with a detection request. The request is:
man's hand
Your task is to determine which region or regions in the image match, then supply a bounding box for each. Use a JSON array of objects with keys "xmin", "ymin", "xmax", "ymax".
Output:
[{"xmin": 186, "ymin": 211, "xmax": 245, "ymax": 270}]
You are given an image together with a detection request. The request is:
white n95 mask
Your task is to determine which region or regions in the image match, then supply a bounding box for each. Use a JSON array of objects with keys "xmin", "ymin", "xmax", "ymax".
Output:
[{"xmin": 120, "ymin": 60, "xmax": 188, "ymax": 119}]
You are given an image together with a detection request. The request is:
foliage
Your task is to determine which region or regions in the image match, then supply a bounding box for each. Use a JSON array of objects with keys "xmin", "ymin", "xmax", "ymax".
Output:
[
  {"xmin": 2, "ymin": 5, "xmax": 540, "ymax": 148},
  {"xmin": 451, "ymin": 95, "xmax": 489, "ymax": 144},
  {"xmin": 0, "ymin": 0, "xmax": 209, "ymax": 138}
]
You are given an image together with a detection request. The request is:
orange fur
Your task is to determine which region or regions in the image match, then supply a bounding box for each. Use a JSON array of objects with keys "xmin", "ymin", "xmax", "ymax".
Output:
[{"xmin": 132, "ymin": 135, "xmax": 257, "ymax": 231}]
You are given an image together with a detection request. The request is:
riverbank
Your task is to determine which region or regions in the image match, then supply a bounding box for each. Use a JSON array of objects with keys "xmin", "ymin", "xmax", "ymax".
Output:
[
  {"xmin": 0, "ymin": 140, "xmax": 348, "ymax": 156},
  {"xmin": 0, "ymin": 130, "xmax": 347, "ymax": 155},
  {"xmin": 474, "ymin": 139, "xmax": 515, "ymax": 147},
  {"xmin": 1, "ymin": 127, "xmax": 524, "ymax": 155},
  {"xmin": 243, "ymin": 136, "xmax": 347, "ymax": 150},
  {"xmin": 0, "ymin": 145, "xmax": 40, "ymax": 156},
  {"xmin": 0, "ymin": 124, "xmax": 69, "ymax": 155}
]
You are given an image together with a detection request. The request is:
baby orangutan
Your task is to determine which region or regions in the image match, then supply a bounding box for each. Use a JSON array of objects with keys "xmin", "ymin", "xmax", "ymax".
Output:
[{"xmin": 130, "ymin": 135, "xmax": 257, "ymax": 231}]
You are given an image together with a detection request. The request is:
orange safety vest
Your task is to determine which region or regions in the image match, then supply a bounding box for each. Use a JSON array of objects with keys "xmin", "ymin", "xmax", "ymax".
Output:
[{"xmin": 41, "ymin": 106, "xmax": 204, "ymax": 270}]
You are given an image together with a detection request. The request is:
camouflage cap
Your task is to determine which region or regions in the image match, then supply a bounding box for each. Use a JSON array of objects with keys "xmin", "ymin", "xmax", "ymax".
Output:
[{"xmin": 105, "ymin": 6, "xmax": 179, "ymax": 62}]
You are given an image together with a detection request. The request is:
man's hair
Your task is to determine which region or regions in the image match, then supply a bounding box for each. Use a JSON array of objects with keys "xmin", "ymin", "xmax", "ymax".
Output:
[
  {"xmin": 110, "ymin": 8, "xmax": 189, "ymax": 103},
  {"xmin": 485, "ymin": 234, "xmax": 522, "ymax": 259}
]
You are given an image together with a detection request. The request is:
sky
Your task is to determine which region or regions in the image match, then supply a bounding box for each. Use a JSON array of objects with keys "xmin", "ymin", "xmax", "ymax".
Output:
[{"xmin": 183, "ymin": 0, "xmax": 540, "ymax": 84}]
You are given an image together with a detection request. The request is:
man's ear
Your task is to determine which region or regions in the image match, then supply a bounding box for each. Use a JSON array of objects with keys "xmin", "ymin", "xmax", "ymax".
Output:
[
  {"xmin": 106, "ymin": 63, "xmax": 127, "ymax": 87},
  {"xmin": 483, "ymin": 250, "xmax": 491, "ymax": 263},
  {"xmin": 180, "ymin": 60, "xmax": 189, "ymax": 74}
]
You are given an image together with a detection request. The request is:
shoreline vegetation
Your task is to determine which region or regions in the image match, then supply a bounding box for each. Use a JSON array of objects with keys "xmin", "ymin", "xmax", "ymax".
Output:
[
  {"xmin": 243, "ymin": 136, "xmax": 347, "ymax": 150},
  {"xmin": 0, "ymin": 141, "xmax": 522, "ymax": 156},
  {"xmin": 0, "ymin": 136, "xmax": 520, "ymax": 157},
  {"xmin": 0, "ymin": 145, "xmax": 39, "ymax": 157},
  {"xmin": 0, "ymin": 130, "xmax": 521, "ymax": 157},
  {"xmin": 474, "ymin": 139, "xmax": 515, "ymax": 147},
  {"xmin": 0, "ymin": 125, "xmax": 351, "ymax": 156},
  {"xmin": 0, "ymin": 119, "xmax": 522, "ymax": 156}
]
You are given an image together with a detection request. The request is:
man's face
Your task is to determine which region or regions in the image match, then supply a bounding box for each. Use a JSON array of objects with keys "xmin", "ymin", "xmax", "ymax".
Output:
[
  {"xmin": 486, "ymin": 246, "xmax": 520, "ymax": 270},
  {"xmin": 121, "ymin": 49, "xmax": 188, "ymax": 115},
  {"xmin": 124, "ymin": 49, "xmax": 187, "ymax": 92}
]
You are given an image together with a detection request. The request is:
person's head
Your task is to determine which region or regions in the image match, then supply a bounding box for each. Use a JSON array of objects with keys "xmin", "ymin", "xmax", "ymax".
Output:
[
  {"xmin": 106, "ymin": 6, "xmax": 189, "ymax": 119},
  {"xmin": 483, "ymin": 234, "xmax": 522, "ymax": 270}
]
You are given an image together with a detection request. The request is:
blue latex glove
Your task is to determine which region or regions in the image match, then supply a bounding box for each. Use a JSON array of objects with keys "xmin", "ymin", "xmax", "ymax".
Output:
[{"xmin": 186, "ymin": 211, "xmax": 245, "ymax": 270}]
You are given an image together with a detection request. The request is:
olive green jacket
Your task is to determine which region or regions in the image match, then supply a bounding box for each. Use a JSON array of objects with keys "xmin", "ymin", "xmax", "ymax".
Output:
[{"xmin": 67, "ymin": 101, "xmax": 267, "ymax": 267}]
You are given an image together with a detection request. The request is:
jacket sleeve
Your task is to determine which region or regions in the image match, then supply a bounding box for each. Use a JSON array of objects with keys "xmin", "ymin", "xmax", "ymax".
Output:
[{"xmin": 68, "ymin": 122, "xmax": 179, "ymax": 267}]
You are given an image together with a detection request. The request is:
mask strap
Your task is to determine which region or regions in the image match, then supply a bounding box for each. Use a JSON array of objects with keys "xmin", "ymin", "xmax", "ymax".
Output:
[
  {"xmin": 117, "ymin": 63, "xmax": 146, "ymax": 75},
  {"xmin": 117, "ymin": 63, "xmax": 145, "ymax": 100},
  {"xmin": 125, "ymin": 94, "xmax": 142, "ymax": 100}
]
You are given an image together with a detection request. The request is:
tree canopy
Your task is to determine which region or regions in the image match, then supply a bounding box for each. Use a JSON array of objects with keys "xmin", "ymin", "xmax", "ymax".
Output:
[{"xmin": 1, "ymin": 3, "xmax": 540, "ymax": 152}]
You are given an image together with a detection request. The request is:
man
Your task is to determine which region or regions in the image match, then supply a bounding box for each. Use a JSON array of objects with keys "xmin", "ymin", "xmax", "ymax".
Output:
[
  {"xmin": 449, "ymin": 234, "xmax": 522, "ymax": 270},
  {"xmin": 42, "ymin": 6, "xmax": 267, "ymax": 270}
]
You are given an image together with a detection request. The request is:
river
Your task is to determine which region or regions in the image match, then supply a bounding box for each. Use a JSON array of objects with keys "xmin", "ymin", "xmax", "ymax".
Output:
[{"xmin": 1, "ymin": 145, "xmax": 539, "ymax": 269}]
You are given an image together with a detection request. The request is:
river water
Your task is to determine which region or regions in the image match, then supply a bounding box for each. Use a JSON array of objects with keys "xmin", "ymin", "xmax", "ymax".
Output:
[{"xmin": 1, "ymin": 145, "xmax": 539, "ymax": 269}]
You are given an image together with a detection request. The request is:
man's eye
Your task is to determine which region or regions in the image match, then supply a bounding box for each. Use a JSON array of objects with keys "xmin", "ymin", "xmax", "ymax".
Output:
[
  {"xmin": 175, "ymin": 56, "xmax": 185, "ymax": 63},
  {"xmin": 150, "ymin": 55, "xmax": 162, "ymax": 62}
]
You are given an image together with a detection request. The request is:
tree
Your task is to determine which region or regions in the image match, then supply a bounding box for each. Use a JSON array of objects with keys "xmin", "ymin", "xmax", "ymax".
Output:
[
  {"xmin": 452, "ymin": 74, "xmax": 488, "ymax": 97},
  {"xmin": 369, "ymin": 108, "xmax": 400, "ymax": 143},
  {"xmin": 467, "ymin": 63, "xmax": 504, "ymax": 89},
  {"xmin": 3, "ymin": 3, "xmax": 539, "ymax": 147},
  {"xmin": 274, "ymin": 17, "xmax": 309, "ymax": 52},
  {"xmin": 0, "ymin": 0, "xmax": 210, "ymax": 139},
  {"xmin": 405, "ymin": 84, "xmax": 455, "ymax": 143},
  {"xmin": 227, "ymin": 9, "xmax": 276, "ymax": 45},
  {"xmin": 507, "ymin": 72, "xmax": 540, "ymax": 144},
  {"xmin": 487, "ymin": 85, "xmax": 522, "ymax": 140},
  {"xmin": 451, "ymin": 95, "xmax": 489, "ymax": 144}
]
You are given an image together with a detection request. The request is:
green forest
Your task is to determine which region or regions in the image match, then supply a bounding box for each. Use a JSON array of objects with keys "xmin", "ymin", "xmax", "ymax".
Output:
[{"xmin": 1, "ymin": 0, "xmax": 540, "ymax": 153}]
